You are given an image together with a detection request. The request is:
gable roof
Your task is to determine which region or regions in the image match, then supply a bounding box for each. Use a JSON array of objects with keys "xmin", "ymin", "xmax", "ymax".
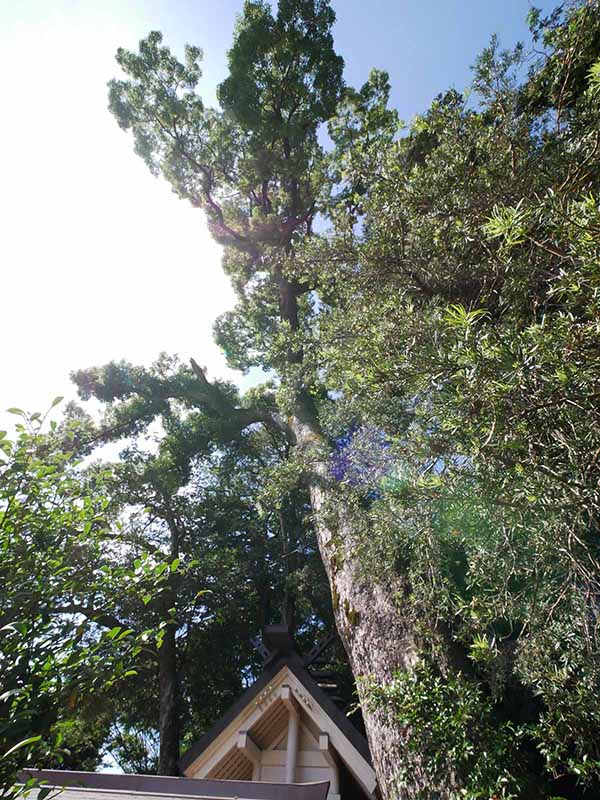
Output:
[
  {"xmin": 179, "ymin": 652, "xmax": 374, "ymax": 795},
  {"xmin": 18, "ymin": 769, "xmax": 330, "ymax": 800},
  {"xmin": 180, "ymin": 652, "xmax": 371, "ymax": 773}
]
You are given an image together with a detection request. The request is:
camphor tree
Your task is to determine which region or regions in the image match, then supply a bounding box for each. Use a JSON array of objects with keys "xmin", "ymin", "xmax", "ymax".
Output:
[
  {"xmin": 100, "ymin": 1, "xmax": 600, "ymax": 797},
  {"xmin": 103, "ymin": 2, "xmax": 414, "ymax": 793}
]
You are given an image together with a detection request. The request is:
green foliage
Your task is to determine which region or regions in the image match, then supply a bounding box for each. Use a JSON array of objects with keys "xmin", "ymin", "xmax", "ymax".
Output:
[
  {"xmin": 327, "ymin": 68, "xmax": 399, "ymax": 220},
  {"xmin": 588, "ymin": 59, "xmax": 600, "ymax": 97},
  {"xmin": 521, "ymin": 1, "xmax": 600, "ymax": 116},
  {"xmin": 98, "ymin": 0, "xmax": 600, "ymax": 795},
  {"xmin": 364, "ymin": 661, "xmax": 525, "ymax": 799},
  {"xmin": 306, "ymin": 1, "xmax": 600, "ymax": 793},
  {"xmin": 107, "ymin": 725, "xmax": 159, "ymax": 774},
  {"xmin": 219, "ymin": 0, "xmax": 343, "ymax": 139},
  {"xmin": 0, "ymin": 412, "xmax": 146, "ymax": 794},
  {"xmin": 69, "ymin": 354, "xmax": 338, "ymax": 771}
]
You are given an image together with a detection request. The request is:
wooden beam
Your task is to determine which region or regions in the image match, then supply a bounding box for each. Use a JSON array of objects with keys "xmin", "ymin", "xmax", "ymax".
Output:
[
  {"xmin": 281, "ymin": 685, "xmax": 300, "ymax": 715},
  {"xmin": 285, "ymin": 709, "xmax": 299, "ymax": 783},
  {"xmin": 237, "ymin": 731, "xmax": 261, "ymax": 767},
  {"xmin": 281, "ymin": 685, "xmax": 300, "ymax": 783},
  {"xmin": 319, "ymin": 734, "xmax": 340, "ymax": 795},
  {"xmin": 282, "ymin": 670, "xmax": 376, "ymax": 796}
]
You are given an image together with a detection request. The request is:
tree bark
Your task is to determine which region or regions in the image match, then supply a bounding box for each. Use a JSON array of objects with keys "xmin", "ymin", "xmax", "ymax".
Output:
[{"xmin": 290, "ymin": 412, "xmax": 433, "ymax": 800}]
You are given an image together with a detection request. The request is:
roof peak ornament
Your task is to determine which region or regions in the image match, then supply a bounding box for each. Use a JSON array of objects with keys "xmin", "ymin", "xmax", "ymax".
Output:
[
  {"xmin": 251, "ymin": 625, "xmax": 337, "ymax": 666},
  {"xmin": 251, "ymin": 626, "xmax": 343, "ymax": 709}
]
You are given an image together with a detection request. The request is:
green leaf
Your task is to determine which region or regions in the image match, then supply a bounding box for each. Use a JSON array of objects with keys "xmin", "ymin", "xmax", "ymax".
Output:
[
  {"xmin": 0, "ymin": 688, "xmax": 23, "ymax": 702},
  {"xmin": 2, "ymin": 735, "xmax": 42, "ymax": 759}
]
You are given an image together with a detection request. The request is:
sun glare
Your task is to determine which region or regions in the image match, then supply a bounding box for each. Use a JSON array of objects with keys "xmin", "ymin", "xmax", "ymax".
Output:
[{"xmin": 0, "ymin": 1, "xmax": 236, "ymax": 430}]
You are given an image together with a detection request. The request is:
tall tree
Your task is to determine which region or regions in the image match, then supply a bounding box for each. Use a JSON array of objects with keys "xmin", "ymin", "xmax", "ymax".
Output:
[
  {"xmin": 102, "ymin": 1, "xmax": 600, "ymax": 796},
  {"xmin": 104, "ymin": 2, "xmax": 411, "ymax": 787}
]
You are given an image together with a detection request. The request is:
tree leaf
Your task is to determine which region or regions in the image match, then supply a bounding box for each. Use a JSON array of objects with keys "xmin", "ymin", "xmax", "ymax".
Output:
[{"xmin": 2, "ymin": 735, "xmax": 42, "ymax": 759}]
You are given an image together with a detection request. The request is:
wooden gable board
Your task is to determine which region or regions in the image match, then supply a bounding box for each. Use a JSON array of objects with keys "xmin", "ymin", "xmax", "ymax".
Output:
[{"xmin": 180, "ymin": 656, "xmax": 376, "ymax": 797}]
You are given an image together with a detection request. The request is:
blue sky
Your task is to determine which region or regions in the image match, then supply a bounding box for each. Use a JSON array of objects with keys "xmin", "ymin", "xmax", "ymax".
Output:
[{"xmin": 0, "ymin": 0, "xmax": 555, "ymax": 428}]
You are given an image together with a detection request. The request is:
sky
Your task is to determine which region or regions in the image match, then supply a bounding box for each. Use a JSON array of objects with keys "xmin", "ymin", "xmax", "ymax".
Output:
[{"xmin": 0, "ymin": 0, "xmax": 555, "ymax": 432}]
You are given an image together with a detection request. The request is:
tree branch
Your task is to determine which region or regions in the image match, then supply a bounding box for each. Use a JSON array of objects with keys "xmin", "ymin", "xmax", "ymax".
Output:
[{"xmin": 189, "ymin": 358, "xmax": 292, "ymax": 440}]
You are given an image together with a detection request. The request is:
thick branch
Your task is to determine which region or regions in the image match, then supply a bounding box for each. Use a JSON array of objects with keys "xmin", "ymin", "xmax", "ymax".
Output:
[{"xmin": 189, "ymin": 359, "xmax": 292, "ymax": 440}]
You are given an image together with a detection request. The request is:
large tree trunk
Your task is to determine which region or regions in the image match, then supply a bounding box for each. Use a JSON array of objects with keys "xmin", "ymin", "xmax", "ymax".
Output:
[
  {"xmin": 291, "ymin": 412, "xmax": 435, "ymax": 800},
  {"xmin": 310, "ymin": 482, "xmax": 425, "ymax": 799}
]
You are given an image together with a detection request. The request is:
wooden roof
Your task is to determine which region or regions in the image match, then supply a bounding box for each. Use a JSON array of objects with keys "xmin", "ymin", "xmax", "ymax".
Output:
[
  {"xmin": 19, "ymin": 769, "xmax": 330, "ymax": 800},
  {"xmin": 179, "ymin": 651, "xmax": 375, "ymax": 797}
]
